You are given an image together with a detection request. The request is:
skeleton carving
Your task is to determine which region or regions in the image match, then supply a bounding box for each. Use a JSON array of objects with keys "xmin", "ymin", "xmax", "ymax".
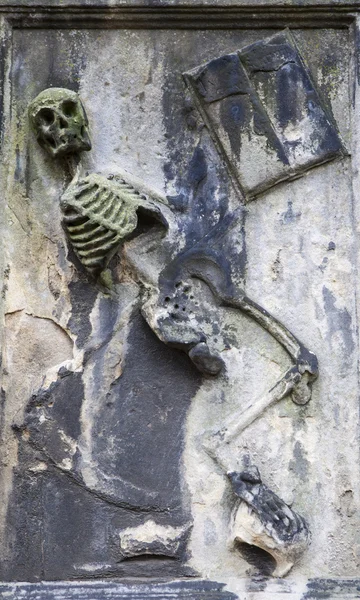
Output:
[
  {"xmin": 28, "ymin": 88, "xmax": 91, "ymax": 158},
  {"xmin": 29, "ymin": 85, "xmax": 318, "ymax": 578},
  {"xmin": 29, "ymin": 88, "xmax": 167, "ymax": 281},
  {"xmin": 28, "ymin": 86, "xmax": 318, "ymax": 397},
  {"xmin": 143, "ymin": 248, "xmax": 318, "ymax": 394},
  {"xmin": 61, "ymin": 173, "xmax": 166, "ymax": 279}
]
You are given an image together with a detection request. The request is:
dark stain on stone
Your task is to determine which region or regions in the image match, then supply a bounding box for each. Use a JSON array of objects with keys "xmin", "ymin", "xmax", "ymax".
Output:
[
  {"xmin": 2, "ymin": 443, "xmax": 45, "ymax": 581},
  {"xmin": 0, "ymin": 579, "xmax": 237, "ymax": 597},
  {"xmin": 277, "ymin": 63, "xmax": 302, "ymax": 130},
  {"xmin": 167, "ymin": 192, "xmax": 188, "ymax": 212},
  {"xmin": 4, "ymin": 455, "xmax": 195, "ymax": 581},
  {"xmin": 188, "ymin": 145, "xmax": 207, "ymax": 189},
  {"xmin": 0, "ymin": 386, "xmax": 5, "ymax": 435},
  {"xmin": 289, "ymin": 440, "xmax": 310, "ymax": 479},
  {"xmin": 241, "ymin": 34, "xmax": 297, "ymax": 75},
  {"xmin": 194, "ymin": 53, "xmax": 249, "ymax": 104},
  {"xmin": 281, "ymin": 200, "xmax": 301, "ymax": 224},
  {"xmin": 67, "ymin": 279, "xmax": 98, "ymax": 348},
  {"xmin": 92, "ymin": 313, "xmax": 202, "ymax": 512},
  {"xmin": 161, "ymin": 51, "xmax": 234, "ymax": 257},
  {"xmin": 319, "ymin": 256, "xmax": 328, "ymax": 273},
  {"xmin": 219, "ymin": 94, "xmax": 251, "ymax": 159},
  {"xmin": 240, "ymin": 31, "xmax": 344, "ymax": 164},
  {"xmin": 322, "ymin": 286, "xmax": 355, "ymax": 361},
  {"xmin": 246, "ymin": 574, "xmax": 270, "ymax": 592},
  {"xmin": 354, "ymin": 25, "xmax": 360, "ymax": 94},
  {"xmin": 23, "ymin": 369, "xmax": 84, "ymax": 446},
  {"xmin": 43, "ymin": 31, "xmax": 86, "ymax": 91},
  {"xmin": 14, "ymin": 146, "xmax": 22, "ymax": 182},
  {"xmin": 4, "ymin": 311, "xmax": 203, "ymax": 579},
  {"xmin": 252, "ymin": 109, "xmax": 268, "ymax": 136},
  {"xmin": 98, "ymin": 295, "xmax": 120, "ymax": 340},
  {"xmin": 6, "ymin": 337, "xmax": 201, "ymax": 580},
  {"xmin": 302, "ymin": 578, "xmax": 360, "ymax": 599},
  {"xmin": 0, "ymin": 30, "xmax": 8, "ymax": 148}
]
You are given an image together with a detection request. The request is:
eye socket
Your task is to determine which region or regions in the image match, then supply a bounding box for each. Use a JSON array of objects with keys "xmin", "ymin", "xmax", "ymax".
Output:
[
  {"xmin": 61, "ymin": 100, "xmax": 78, "ymax": 117},
  {"xmin": 37, "ymin": 108, "xmax": 55, "ymax": 125}
]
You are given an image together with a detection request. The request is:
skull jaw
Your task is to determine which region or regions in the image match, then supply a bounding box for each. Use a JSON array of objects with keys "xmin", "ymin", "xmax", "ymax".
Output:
[{"xmin": 39, "ymin": 130, "xmax": 92, "ymax": 159}]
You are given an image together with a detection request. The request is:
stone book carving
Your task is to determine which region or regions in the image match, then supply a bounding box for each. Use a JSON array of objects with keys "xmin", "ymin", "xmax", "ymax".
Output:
[{"xmin": 184, "ymin": 30, "xmax": 345, "ymax": 199}]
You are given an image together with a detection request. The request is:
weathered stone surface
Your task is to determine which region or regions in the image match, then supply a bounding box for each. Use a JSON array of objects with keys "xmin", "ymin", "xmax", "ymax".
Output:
[
  {"xmin": 1, "ymin": 4, "xmax": 360, "ymax": 600},
  {"xmin": 0, "ymin": 580, "xmax": 237, "ymax": 600},
  {"xmin": 228, "ymin": 466, "xmax": 310, "ymax": 577},
  {"xmin": 185, "ymin": 31, "xmax": 345, "ymax": 198},
  {"xmin": 2, "ymin": 578, "xmax": 360, "ymax": 599},
  {"xmin": 117, "ymin": 521, "xmax": 191, "ymax": 559}
]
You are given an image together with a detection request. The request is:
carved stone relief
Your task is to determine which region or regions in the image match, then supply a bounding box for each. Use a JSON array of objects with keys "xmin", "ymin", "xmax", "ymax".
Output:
[
  {"xmin": 0, "ymin": 11, "xmax": 358, "ymax": 598},
  {"xmin": 24, "ymin": 30, "xmax": 324, "ymax": 577},
  {"xmin": 227, "ymin": 466, "xmax": 310, "ymax": 577},
  {"xmin": 184, "ymin": 30, "xmax": 345, "ymax": 199}
]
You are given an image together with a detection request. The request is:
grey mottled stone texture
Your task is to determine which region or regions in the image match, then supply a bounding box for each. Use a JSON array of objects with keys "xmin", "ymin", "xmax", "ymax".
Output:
[{"xmin": 1, "ymin": 3, "xmax": 360, "ymax": 599}]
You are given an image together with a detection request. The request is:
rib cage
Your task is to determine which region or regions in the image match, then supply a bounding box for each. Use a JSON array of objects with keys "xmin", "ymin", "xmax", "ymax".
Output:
[{"xmin": 60, "ymin": 173, "xmax": 143, "ymax": 277}]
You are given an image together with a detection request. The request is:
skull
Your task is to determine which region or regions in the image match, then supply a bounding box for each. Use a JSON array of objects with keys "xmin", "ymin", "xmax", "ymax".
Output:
[{"xmin": 28, "ymin": 88, "xmax": 91, "ymax": 158}]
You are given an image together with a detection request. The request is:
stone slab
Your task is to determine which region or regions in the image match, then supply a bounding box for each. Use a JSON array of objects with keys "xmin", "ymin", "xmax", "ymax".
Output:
[
  {"xmin": 0, "ymin": 580, "xmax": 236, "ymax": 600},
  {"xmin": 0, "ymin": 1, "xmax": 359, "ymax": 7},
  {"xmin": 2, "ymin": 578, "xmax": 360, "ymax": 599},
  {"xmin": 1, "ymin": 0, "xmax": 360, "ymax": 593}
]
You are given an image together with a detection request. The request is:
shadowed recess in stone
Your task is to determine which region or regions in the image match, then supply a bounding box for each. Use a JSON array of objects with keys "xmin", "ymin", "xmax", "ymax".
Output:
[{"xmin": 234, "ymin": 540, "xmax": 277, "ymax": 576}]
